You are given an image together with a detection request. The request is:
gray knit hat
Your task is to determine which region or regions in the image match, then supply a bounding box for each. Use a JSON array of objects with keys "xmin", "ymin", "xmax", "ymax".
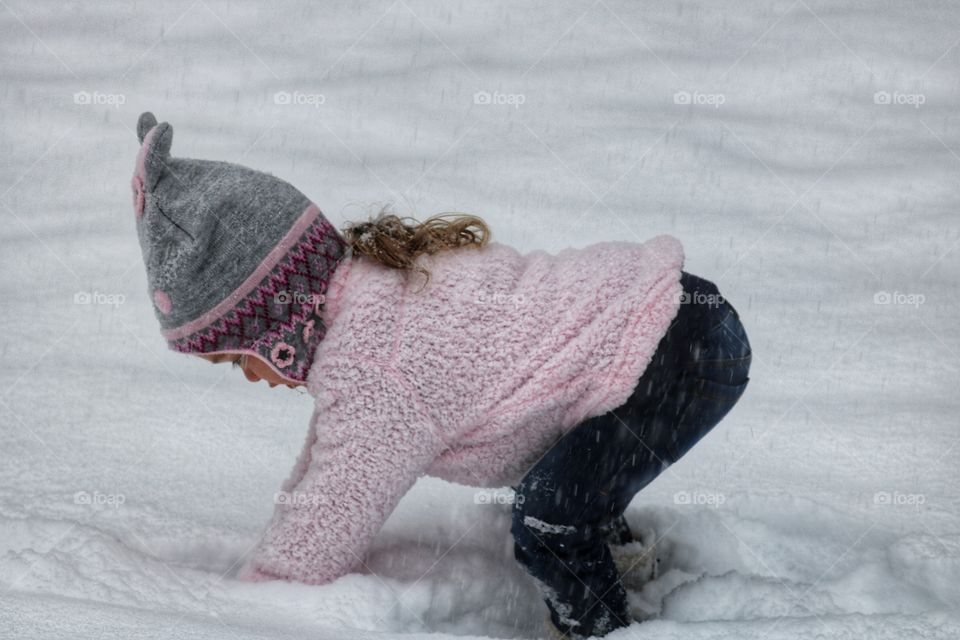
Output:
[{"xmin": 130, "ymin": 111, "xmax": 346, "ymax": 383}]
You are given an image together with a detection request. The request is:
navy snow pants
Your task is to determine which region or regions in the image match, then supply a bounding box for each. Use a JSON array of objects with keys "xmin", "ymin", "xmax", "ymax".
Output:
[{"xmin": 511, "ymin": 272, "xmax": 752, "ymax": 638}]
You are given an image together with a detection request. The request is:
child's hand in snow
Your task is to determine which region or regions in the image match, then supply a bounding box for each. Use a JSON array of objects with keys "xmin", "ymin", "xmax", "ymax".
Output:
[{"xmin": 236, "ymin": 561, "xmax": 280, "ymax": 583}]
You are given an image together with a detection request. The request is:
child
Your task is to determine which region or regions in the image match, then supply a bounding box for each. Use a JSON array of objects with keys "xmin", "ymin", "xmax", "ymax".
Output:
[{"xmin": 130, "ymin": 112, "xmax": 751, "ymax": 639}]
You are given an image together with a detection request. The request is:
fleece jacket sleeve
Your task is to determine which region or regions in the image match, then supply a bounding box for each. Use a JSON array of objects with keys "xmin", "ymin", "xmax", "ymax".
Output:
[{"xmin": 240, "ymin": 360, "xmax": 445, "ymax": 585}]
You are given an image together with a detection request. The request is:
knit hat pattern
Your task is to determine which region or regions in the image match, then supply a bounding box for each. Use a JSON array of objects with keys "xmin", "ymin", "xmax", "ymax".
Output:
[{"xmin": 130, "ymin": 112, "xmax": 346, "ymax": 383}]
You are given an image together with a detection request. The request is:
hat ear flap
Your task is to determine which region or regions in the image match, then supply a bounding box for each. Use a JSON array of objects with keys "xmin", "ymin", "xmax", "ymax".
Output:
[
  {"xmin": 137, "ymin": 112, "xmax": 158, "ymax": 143},
  {"xmin": 139, "ymin": 122, "xmax": 173, "ymax": 191}
]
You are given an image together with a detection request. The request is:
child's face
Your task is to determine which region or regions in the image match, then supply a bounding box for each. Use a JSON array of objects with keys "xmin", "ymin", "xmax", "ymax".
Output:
[{"xmin": 197, "ymin": 353, "xmax": 300, "ymax": 388}]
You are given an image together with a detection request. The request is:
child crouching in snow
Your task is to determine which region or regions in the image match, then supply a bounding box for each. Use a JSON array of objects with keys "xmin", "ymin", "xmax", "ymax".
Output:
[{"xmin": 130, "ymin": 112, "xmax": 751, "ymax": 639}]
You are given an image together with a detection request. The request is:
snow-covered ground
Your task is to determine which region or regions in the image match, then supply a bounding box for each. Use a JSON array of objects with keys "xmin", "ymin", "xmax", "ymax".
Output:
[{"xmin": 2, "ymin": 1, "xmax": 959, "ymax": 637}]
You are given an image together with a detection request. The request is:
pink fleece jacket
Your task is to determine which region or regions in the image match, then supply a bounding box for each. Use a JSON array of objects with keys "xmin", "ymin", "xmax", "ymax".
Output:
[{"xmin": 239, "ymin": 235, "xmax": 685, "ymax": 585}]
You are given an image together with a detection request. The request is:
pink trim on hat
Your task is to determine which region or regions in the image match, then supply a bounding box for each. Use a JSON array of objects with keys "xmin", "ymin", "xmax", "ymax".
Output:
[
  {"xmin": 135, "ymin": 126, "xmax": 157, "ymax": 181},
  {"xmin": 132, "ymin": 177, "xmax": 145, "ymax": 217},
  {"xmin": 161, "ymin": 203, "xmax": 322, "ymax": 341},
  {"xmin": 153, "ymin": 290, "xmax": 172, "ymax": 314}
]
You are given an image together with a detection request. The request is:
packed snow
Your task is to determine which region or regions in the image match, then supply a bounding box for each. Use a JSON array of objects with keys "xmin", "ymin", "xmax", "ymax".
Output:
[{"xmin": 1, "ymin": 0, "xmax": 959, "ymax": 638}]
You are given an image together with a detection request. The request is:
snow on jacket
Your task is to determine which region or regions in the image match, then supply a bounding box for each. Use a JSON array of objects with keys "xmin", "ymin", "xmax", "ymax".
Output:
[{"xmin": 240, "ymin": 235, "xmax": 685, "ymax": 585}]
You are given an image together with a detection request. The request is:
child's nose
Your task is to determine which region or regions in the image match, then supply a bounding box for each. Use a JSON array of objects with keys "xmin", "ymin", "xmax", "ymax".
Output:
[{"xmin": 243, "ymin": 368, "xmax": 260, "ymax": 383}]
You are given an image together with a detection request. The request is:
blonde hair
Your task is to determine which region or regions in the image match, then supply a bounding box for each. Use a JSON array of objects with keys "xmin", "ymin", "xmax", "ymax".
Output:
[{"xmin": 342, "ymin": 210, "xmax": 490, "ymax": 285}]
